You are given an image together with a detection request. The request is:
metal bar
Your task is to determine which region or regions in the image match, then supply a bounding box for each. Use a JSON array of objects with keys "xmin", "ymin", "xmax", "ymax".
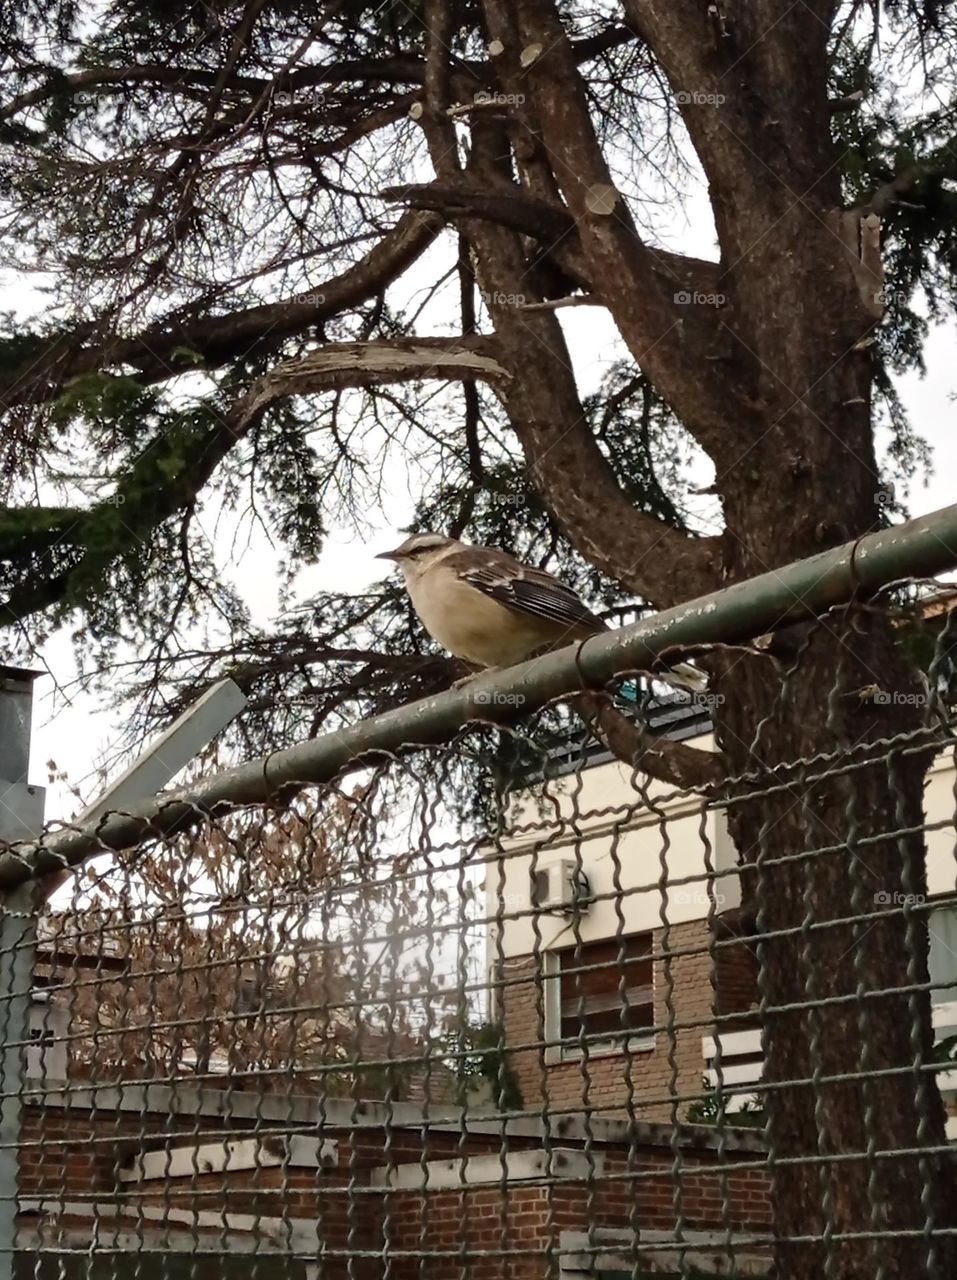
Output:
[
  {"xmin": 0, "ymin": 892, "xmax": 32, "ymax": 1280},
  {"xmin": 3, "ymin": 501, "xmax": 957, "ymax": 888},
  {"xmin": 31, "ymin": 679, "xmax": 248, "ymax": 908},
  {"xmin": 71, "ymin": 677, "xmax": 248, "ymax": 829},
  {"xmin": 0, "ymin": 668, "xmax": 44, "ymax": 1280}
]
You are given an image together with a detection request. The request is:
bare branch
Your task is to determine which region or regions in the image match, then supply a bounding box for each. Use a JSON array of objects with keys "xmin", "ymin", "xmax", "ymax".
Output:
[
  {"xmin": 231, "ymin": 336, "xmax": 511, "ymax": 430},
  {"xmin": 576, "ymin": 693, "xmax": 725, "ymax": 791},
  {"xmin": 379, "ymin": 180, "xmax": 724, "ymax": 298},
  {"xmin": 516, "ymin": 296, "xmax": 600, "ymax": 311},
  {"xmin": 0, "ymin": 27, "xmax": 638, "ymax": 122},
  {"xmin": 828, "ymin": 90, "xmax": 865, "ymax": 113}
]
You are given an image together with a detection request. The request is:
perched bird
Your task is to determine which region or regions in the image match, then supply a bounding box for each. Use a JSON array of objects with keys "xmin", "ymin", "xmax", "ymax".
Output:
[
  {"xmin": 376, "ymin": 532, "xmax": 606, "ymax": 670},
  {"xmin": 376, "ymin": 532, "xmax": 705, "ymax": 691}
]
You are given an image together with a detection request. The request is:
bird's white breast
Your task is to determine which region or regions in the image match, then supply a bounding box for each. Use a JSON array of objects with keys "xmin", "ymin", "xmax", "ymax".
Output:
[{"xmin": 406, "ymin": 565, "xmax": 554, "ymax": 668}]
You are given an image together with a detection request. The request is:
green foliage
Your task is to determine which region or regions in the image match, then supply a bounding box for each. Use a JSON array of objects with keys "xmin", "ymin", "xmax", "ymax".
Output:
[
  {"xmin": 50, "ymin": 372, "xmax": 154, "ymax": 437},
  {"xmin": 891, "ymin": 598, "xmax": 957, "ymax": 706},
  {"xmin": 442, "ymin": 1019, "xmax": 524, "ymax": 1113},
  {"xmin": 687, "ymin": 1076, "xmax": 764, "ymax": 1127},
  {"xmin": 0, "ymin": 505, "xmax": 76, "ymax": 540}
]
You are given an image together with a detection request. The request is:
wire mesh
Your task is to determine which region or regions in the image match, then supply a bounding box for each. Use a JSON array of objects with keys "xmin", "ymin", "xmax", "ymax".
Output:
[{"xmin": 3, "ymin": 586, "xmax": 957, "ymax": 1279}]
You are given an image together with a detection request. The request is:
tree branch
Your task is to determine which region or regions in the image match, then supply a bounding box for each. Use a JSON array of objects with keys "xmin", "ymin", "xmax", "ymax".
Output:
[
  {"xmin": 230, "ymin": 336, "xmax": 510, "ymax": 430},
  {"xmin": 853, "ymin": 136, "xmax": 957, "ymax": 216},
  {"xmin": 0, "ymin": 210, "xmax": 445, "ymax": 409},
  {"xmin": 0, "ymin": 336, "xmax": 507, "ymax": 631},
  {"xmin": 0, "ymin": 27, "xmax": 637, "ymax": 121},
  {"xmin": 474, "ymin": 0, "xmax": 751, "ymax": 460},
  {"xmin": 576, "ymin": 692, "xmax": 725, "ymax": 791},
  {"xmin": 828, "ymin": 90, "xmax": 865, "ymax": 114},
  {"xmin": 379, "ymin": 182, "xmax": 723, "ymax": 294},
  {"xmin": 619, "ymin": 0, "xmax": 835, "ymax": 278}
]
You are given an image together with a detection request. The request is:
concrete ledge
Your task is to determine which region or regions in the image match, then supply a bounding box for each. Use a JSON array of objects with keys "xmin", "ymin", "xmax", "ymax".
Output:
[
  {"xmin": 24, "ymin": 1080, "xmax": 463, "ymax": 1129},
  {"xmin": 559, "ymin": 1228, "xmax": 773, "ymax": 1276},
  {"xmin": 24, "ymin": 1081, "xmax": 765, "ymax": 1153},
  {"xmin": 370, "ymin": 1148, "xmax": 604, "ymax": 1190},
  {"xmin": 18, "ymin": 1198, "xmax": 319, "ymax": 1254},
  {"xmin": 546, "ymin": 1112, "xmax": 765, "ymax": 1155},
  {"xmin": 120, "ymin": 1135, "xmax": 337, "ymax": 1181}
]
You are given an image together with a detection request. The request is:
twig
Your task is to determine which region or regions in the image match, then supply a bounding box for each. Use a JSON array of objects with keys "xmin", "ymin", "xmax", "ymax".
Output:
[
  {"xmin": 516, "ymin": 295, "xmax": 601, "ymax": 311},
  {"xmin": 828, "ymin": 90, "xmax": 865, "ymax": 114}
]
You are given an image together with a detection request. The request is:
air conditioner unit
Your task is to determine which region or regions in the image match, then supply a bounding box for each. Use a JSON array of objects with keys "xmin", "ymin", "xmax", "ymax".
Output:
[{"xmin": 531, "ymin": 859, "xmax": 591, "ymax": 913}]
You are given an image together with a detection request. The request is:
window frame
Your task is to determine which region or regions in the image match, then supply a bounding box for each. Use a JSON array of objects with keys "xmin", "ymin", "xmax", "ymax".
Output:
[{"xmin": 544, "ymin": 933, "xmax": 656, "ymax": 1065}]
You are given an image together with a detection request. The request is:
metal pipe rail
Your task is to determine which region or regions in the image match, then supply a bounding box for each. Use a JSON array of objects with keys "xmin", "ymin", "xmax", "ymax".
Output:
[{"xmin": 4, "ymin": 502, "xmax": 957, "ymax": 888}]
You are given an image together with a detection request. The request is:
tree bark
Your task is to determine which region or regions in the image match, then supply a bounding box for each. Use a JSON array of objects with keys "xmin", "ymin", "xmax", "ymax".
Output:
[{"xmin": 714, "ymin": 617, "xmax": 955, "ymax": 1278}]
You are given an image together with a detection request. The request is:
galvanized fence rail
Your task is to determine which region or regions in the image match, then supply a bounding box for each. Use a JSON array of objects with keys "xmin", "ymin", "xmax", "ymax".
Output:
[{"xmin": 2, "ymin": 505, "xmax": 957, "ymax": 1280}]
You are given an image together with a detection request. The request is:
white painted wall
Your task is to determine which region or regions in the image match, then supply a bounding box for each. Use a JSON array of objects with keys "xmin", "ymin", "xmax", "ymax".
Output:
[
  {"xmin": 926, "ymin": 751, "xmax": 957, "ymax": 898},
  {"xmin": 484, "ymin": 741, "xmax": 957, "ymax": 964}
]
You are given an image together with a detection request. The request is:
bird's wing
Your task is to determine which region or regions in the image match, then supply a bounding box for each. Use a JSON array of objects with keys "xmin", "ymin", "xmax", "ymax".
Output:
[{"xmin": 442, "ymin": 548, "xmax": 607, "ymax": 636}]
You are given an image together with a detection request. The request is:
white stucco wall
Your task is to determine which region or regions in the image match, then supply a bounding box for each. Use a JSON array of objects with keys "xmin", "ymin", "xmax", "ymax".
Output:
[
  {"xmin": 483, "ymin": 735, "xmax": 735, "ymax": 960},
  {"xmin": 926, "ymin": 751, "xmax": 957, "ymax": 897},
  {"xmin": 484, "ymin": 741, "xmax": 957, "ymax": 963}
]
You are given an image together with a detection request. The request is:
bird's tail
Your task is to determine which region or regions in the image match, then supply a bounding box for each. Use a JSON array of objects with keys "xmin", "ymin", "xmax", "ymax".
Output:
[{"xmin": 660, "ymin": 661, "xmax": 708, "ymax": 694}]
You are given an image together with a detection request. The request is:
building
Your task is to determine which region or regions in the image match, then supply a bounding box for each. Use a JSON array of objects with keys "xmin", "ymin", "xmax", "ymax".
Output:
[{"xmin": 485, "ymin": 597, "xmax": 957, "ymax": 1129}]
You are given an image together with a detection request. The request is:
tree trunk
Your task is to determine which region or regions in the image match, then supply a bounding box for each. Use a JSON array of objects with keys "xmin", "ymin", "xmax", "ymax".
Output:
[{"xmin": 715, "ymin": 605, "xmax": 957, "ymax": 1278}]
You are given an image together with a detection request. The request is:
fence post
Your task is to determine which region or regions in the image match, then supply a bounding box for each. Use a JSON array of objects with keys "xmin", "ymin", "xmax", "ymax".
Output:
[{"xmin": 0, "ymin": 666, "xmax": 45, "ymax": 1280}]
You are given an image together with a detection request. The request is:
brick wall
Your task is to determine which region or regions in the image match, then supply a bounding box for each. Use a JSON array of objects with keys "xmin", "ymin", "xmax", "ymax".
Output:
[
  {"xmin": 19, "ymin": 1106, "xmax": 249, "ymax": 1199},
  {"xmin": 501, "ymin": 919, "xmax": 735, "ymax": 1122},
  {"xmin": 16, "ymin": 1087, "xmax": 770, "ymax": 1280},
  {"xmin": 369, "ymin": 1164, "xmax": 769, "ymax": 1280}
]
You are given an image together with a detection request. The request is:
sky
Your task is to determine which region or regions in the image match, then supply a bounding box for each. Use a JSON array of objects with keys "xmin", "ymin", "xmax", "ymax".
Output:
[{"xmin": 6, "ymin": 180, "xmax": 956, "ymax": 824}]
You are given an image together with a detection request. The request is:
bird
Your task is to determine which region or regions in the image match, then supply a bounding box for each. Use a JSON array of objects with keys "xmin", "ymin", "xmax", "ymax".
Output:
[{"xmin": 375, "ymin": 532, "xmax": 706, "ymax": 692}]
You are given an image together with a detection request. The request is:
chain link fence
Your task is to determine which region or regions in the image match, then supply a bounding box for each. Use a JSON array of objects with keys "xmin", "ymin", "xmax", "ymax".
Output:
[{"xmin": 3, "ymin": 537, "xmax": 957, "ymax": 1279}]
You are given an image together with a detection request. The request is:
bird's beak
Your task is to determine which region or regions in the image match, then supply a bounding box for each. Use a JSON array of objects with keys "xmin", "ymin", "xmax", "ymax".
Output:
[{"xmin": 375, "ymin": 547, "xmax": 401, "ymax": 561}]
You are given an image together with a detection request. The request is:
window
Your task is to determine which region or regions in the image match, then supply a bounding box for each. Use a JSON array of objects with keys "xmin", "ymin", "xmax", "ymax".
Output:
[
  {"xmin": 548, "ymin": 934, "xmax": 654, "ymax": 1060},
  {"xmin": 929, "ymin": 905, "xmax": 957, "ymax": 1005}
]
